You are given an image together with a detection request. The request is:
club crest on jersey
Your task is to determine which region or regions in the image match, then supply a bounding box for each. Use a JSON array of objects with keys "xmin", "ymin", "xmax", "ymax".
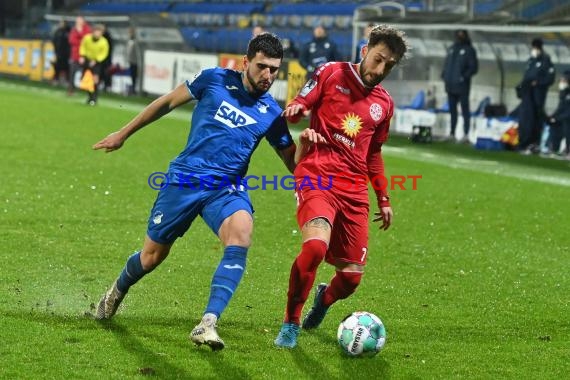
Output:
[
  {"xmin": 257, "ymin": 101, "xmax": 270, "ymax": 114},
  {"xmin": 300, "ymin": 79, "xmax": 317, "ymax": 97},
  {"xmin": 215, "ymin": 100, "xmax": 257, "ymax": 128},
  {"xmin": 370, "ymin": 103, "xmax": 383, "ymax": 122}
]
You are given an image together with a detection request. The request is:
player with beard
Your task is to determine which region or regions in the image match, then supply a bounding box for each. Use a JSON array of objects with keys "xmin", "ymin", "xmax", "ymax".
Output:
[
  {"xmin": 274, "ymin": 25, "xmax": 409, "ymax": 348},
  {"xmin": 92, "ymin": 33, "xmax": 323, "ymax": 351}
]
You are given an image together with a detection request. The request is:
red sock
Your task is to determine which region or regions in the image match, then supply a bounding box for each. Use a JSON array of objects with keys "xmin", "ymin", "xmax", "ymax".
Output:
[
  {"xmin": 322, "ymin": 271, "xmax": 362, "ymax": 307},
  {"xmin": 284, "ymin": 239, "xmax": 327, "ymax": 324}
]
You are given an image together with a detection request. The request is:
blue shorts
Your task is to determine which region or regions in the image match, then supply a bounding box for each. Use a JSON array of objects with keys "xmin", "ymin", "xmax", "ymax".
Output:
[{"xmin": 147, "ymin": 184, "xmax": 254, "ymax": 244}]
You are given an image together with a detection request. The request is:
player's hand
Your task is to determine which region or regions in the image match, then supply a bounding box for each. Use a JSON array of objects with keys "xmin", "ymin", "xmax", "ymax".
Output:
[
  {"xmin": 373, "ymin": 207, "xmax": 393, "ymax": 231},
  {"xmin": 282, "ymin": 103, "xmax": 310, "ymax": 123},
  {"xmin": 299, "ymin": 128, "xmax": 326, "ymax": 145},
  {"xmin": 295, "ymin": 128, "xmax": 326, "ymax": 164},
  {"xmin": 92, "ymin": 131, "xmax": 126, "ymax": 153}
]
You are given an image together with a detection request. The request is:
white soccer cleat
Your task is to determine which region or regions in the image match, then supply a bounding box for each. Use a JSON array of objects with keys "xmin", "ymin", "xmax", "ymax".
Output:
[
  {"xmin": 95, "ymin": 280, "xmax": 125, "ymax": 320},
  {"xmin": 190, "ymin": 313, "xmax": 225, "ymax": 351}
]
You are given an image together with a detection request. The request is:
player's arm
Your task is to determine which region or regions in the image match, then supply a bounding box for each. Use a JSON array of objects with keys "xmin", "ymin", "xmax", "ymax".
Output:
[
  {"xmin": 282, "ymin": 63, "xmax": 333, "ymax": 123},
  {"xmin": 368, "ymin": 143, "xmax": 392, "ymax": 231},
  {"xmin": 275, "ymin": 128, "xmax": 326, "ymax": 173},
  {"xmin": 275, "ymin": 144, "xmax": 297, "ymax": 173},
  {"xmin": 294, "ymin": 128, "xmax": 326, "ymax": 164},
  {"xmin": 368, "ymin": 108, "xmax": 393, "ymax": 231},
  {"xmin": 93, "ymin": 82, "xmax": 193, "ymax": 152}
]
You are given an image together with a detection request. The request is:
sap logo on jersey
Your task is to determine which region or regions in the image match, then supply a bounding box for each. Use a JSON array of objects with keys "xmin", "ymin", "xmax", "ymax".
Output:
[{"xmin": 215, "ymin": 100, "xmax": 257, "ymax": 128}]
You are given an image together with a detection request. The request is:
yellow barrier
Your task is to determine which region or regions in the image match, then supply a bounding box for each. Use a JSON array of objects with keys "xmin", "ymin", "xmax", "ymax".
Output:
[
  {"xmin": 42, "ymin": 41, "xmax": 55, "ymax": 81},
  {"xmin": 0, "ymin": 39, "xmax": 55, "ymax": 81},
  {"xmin": 286, "ymin": 60, "xmax": 307, "ymax": 105}
]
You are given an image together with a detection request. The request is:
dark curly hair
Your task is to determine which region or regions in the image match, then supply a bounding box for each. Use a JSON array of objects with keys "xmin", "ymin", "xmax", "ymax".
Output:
[
  {"xmin": 247, "ymin": 32, "xmax": 284, "ymax": 60},
  {"xmin": 368, "ymin": 24, "xmax": 410, "ymax": 63}
]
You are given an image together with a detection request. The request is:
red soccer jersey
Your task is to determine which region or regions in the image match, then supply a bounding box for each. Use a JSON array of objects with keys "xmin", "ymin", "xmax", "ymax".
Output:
[
  {"xmin": 292, "ymin": 61, "xmax": 394, "ymax": 197},
  {"xmin": 69, "ymin": 24, "xmax": 92, "ymax": 62}
]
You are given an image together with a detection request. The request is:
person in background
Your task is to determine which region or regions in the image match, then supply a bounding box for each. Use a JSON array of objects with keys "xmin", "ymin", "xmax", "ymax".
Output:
[
  {"xmin": 125, "ymin": 27, "xmax": 139, "ymax": 95},
  {"xmin": 441, "ymin": 29, "xmax": 478, "ymax": 143},
  {"xmin": 79, "ymin": 24, "xmax": 109, "ymax": 105},
  {"xmin": 282, "ymin": 38, "xmax": 299, "ymax": 59},
  {"xmin": 101, "ymin": 24, "xmax": 114, "ymax": 92},
  {"xmin": 299, "ymin": 25, "xmax": 338, "ymax": 80},
  {"xmin": 252, "ymin": 25, "xmax": 265, "ymax": 38},
  {"xmin": 516, "ymin": 38, "xmax": 555, "ymax": 155},
  {"xmin": 51, "ymin": 19, "xmax": 70, "ymax": 86},
  {"xmin": 546, "ymin": 70, "xmax": 570, "ymax": 159},
  {"xmin": 68, "ymin": 16, "xmax": 91, "ymax": 95},
  {"xmin": 354, "ymin": 23, "xmax": 374, "ymax": 63}
]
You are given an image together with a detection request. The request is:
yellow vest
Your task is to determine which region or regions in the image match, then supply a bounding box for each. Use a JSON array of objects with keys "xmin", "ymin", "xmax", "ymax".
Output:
[{"xmin": 79, "ymin": 34, "xmax": 109, "ymax": 63}]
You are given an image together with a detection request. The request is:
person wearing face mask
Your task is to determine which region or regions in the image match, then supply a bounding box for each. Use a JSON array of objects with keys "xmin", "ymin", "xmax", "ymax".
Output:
[
  {"xmin": 516, "ymin": 38, "xmax": 555, "ymax": 155},
  {"xmin": 546, "ymin": 70, "xmax": 570, "ymax": 159},
  {"xmin": 299, "ymin": 25, "xmax": 339, "ymax": 80},
  {"xmin": 441, "ymin": 29, "xmax": 478, "ymax": 143},
  {"xmin": 78, "ymin": 24, "xmax": 109, "ymax": 105}
]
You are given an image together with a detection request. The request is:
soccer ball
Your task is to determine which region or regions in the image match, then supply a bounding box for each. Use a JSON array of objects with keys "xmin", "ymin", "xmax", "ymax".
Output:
[{"xmin": 337, "ymin": 311, "xmax": 386, "ymax": 357}]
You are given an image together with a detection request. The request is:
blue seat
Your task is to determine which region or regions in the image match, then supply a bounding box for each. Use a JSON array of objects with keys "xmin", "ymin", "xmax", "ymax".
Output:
[
  {"xmin": 80, "ymin": 2, "xmax": 170, "ymax": 13},
  {"xmin": 434, "ymin": 100, "xmax": 449, "ymax": 113},
  {"xmin": 171, "ymin": 3, "xmax": 264, "ymax": 15},
  {"xmin": 401, "ymin": 90, "xmax": 425, "ymax": 110},
  {"xmin": 472, "ymin": 96, "xmax": 491, "ymax": 116}
]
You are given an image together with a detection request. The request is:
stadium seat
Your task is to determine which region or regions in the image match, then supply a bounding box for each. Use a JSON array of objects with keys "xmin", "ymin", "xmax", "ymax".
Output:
[
  {"xmin": 472, "ymin": 96, "xmax": 491, "ymax": 116},
  {"xmin": 401, "ymin": 90, "xmax": 426, "ymax": 110},
  {"xmin": 80, "ymin": 2, "xmax": 170, "ymax": 13}
]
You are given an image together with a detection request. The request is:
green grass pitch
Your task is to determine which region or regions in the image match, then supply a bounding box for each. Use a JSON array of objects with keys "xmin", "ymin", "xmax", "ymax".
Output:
[{"xmin": 0, "ymin": 80, "xmax": 569, "ymax": 379}]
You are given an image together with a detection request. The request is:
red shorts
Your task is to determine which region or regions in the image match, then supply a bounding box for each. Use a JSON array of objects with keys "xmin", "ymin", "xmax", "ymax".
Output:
[{"xmin": 296, "ymin": 186, "xmax": 370, "ymax": 266}]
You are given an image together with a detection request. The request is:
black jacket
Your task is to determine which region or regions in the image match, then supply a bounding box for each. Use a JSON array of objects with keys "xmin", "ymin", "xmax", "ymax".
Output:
[
  {"xmin": 441, "ymin": 41, "xmax": 478, "ymax": 95},
  {"xmin": 517, "ymin": 53, "xmax": 555, "ymax": 108},
  {"xmin": 551, "ymin": 87, "xmax": 570, "ymax": 122},
  {"xmin": 52, "ymin": 25, "xmax": 70, "ymax": 60},
  {"xmin": 299, "ymin": 37, "xmax": 338, "ymax": 78}
]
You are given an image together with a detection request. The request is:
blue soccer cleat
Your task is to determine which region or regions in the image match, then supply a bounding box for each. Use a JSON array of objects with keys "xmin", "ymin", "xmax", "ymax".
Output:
[
  {"xmin": 274, "ymin": 322, "xmax": 300, "ymax": 348},
  {"xmin": 302, "ymin": 283, "xmax": 329, "ymax": 329}
]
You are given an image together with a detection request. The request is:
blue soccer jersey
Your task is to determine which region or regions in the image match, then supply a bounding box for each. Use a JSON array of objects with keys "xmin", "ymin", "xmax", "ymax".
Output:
[{"xmin": 168, "ymin": 67, "xmax": 293, "ymax": 184}]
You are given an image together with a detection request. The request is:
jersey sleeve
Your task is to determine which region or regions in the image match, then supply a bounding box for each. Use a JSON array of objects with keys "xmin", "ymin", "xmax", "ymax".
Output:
[
  {"xmin": 266, "ymin": 115, "xmax": 294, "ymax": 150},
  {"xmin": 372, "ymin": 96, "xmax": 394, "ymax": 147},
  {"xmin": 186, "ymin": 68, "xmax": 217, "ymax": 100}
]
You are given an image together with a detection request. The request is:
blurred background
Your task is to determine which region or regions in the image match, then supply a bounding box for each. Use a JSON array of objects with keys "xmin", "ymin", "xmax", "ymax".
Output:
[{"xmin": 2, "ymin": 0, "xmax": 570, "ymax": 150}]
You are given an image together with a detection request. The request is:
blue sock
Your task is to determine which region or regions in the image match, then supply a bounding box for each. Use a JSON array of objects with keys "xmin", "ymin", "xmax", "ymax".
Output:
[
  {"xmin": 116, "ymin": 251, "xmax": 147, "ymax": 293},
  {"xmin": 205, "ymin": 246, "xmax": 248, "ymax": 319}
]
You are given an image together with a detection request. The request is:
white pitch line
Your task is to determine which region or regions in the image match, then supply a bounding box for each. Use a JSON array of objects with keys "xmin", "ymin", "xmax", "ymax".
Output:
[
  {"xmin": 289, "ymin": 128, "xmax": 570, "ymax": 187},
  {"xmin": 382, "ymin": 145, "xmax": 570, "ymax": 187}
]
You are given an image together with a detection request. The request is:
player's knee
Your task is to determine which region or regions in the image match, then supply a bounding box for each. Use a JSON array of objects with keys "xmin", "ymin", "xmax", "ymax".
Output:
[
  {"xmin": 223, "ymin": 229, "xmax": 252, "ymax": 247},
  {"xmin": 298, "ymin": 239, "xmax": 328, "ymax": 270},
  {"xmin": 335, "ymin": 271, "xmax": 363, "ymax": 299},
  {"xmin": 140, "ymin": 246, "xmax": 170, "ymax": 271},
  {"xmin": 219, "ymin": 212, "xmax": 253, "ymax": 247}
]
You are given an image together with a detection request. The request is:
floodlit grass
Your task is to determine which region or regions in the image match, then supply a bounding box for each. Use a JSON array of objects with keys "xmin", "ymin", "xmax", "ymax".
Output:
[{"xmin": 0, "ymin": 80, "xmax": 569, "ymax": 379}]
